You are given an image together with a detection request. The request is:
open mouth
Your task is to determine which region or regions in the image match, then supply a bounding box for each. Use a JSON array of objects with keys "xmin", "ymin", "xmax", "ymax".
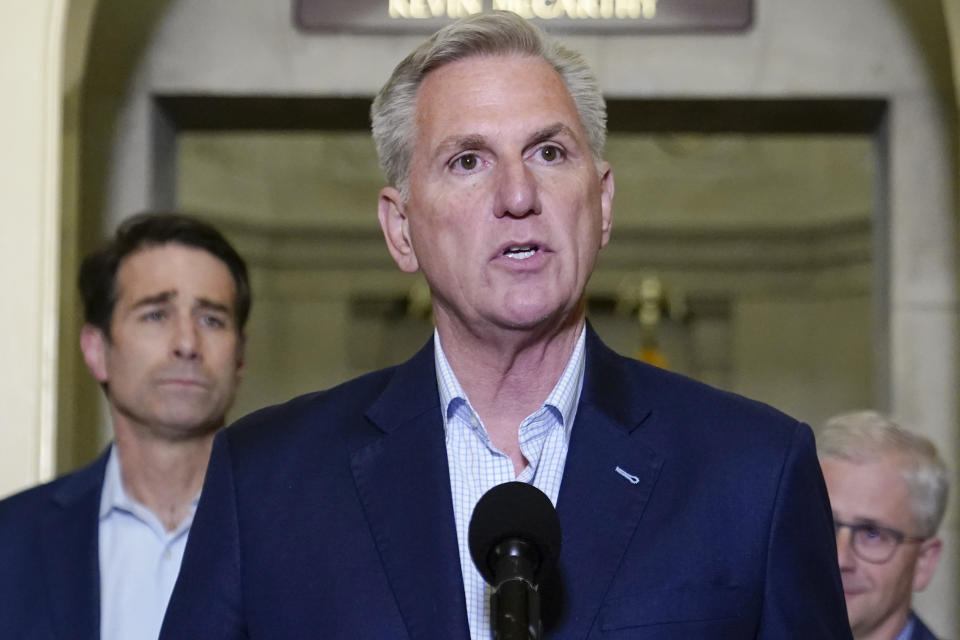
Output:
[{"xmin": 503, "ymin": 244, "xmax": 538, "ymax": 260}]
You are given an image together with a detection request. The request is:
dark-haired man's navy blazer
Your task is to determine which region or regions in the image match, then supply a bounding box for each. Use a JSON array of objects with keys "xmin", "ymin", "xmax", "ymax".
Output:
[
  {"xmin": 161, "ymin": 329, "xmax": 851, "ymax": 639},
  {"xmin": 0, "ymin": 452, "xmax": 108, "ymax": 640},
  {"xmin": 910, "ymin": 613, "xmax": 941, "ymax": 640}
]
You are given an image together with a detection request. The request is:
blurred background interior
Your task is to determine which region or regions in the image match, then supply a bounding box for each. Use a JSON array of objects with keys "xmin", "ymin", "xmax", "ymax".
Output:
[{"xmin": 2, "ymin": 0, "xmax": 958, "ymax": 635}]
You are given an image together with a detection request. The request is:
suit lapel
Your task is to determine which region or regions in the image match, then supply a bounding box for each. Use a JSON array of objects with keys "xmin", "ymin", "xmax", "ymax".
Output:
[
  {"xmin": 909, "ymin": 614, "xmax": 937, "ymax": 640},
  {"xmin": 350, "ymin": 340, "xmax": 470, "ymax": 640},
  {"xmin": 544, "ymin": 328, "xmax": 664, "ymax": 637},
  {"xmin": 41, "ymin": 451, "xmax": 109, "ymax": 640}
]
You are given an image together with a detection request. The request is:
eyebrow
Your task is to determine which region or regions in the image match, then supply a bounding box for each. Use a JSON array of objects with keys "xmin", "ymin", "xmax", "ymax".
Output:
[
  {"xmin": 835, "ymin": 515, "xmax": 892, "ymax": 529},
  {"xmin": 528, "ymin": 123, "xmax": 573, "ymax": 147},
  {"xmin": 129, "ymin": 291, "xmax": 232, "ymax": 316},
  {"xmin": 852, "ymin": 518, "xmax": 888, "ymax": 527},
  {"xmin": 437, "ymin": 134, "xmax": 487, "ymax": 155},
  {"xmin": 195, "ymin": 298, "xmax": 232, "ymax": 316},
  {"xmin": 436, "ymin": 123, "xmax": 576, "ymax": 157},
  {"xmin": 130, "ymin": 291, "xmax": 176, "ymax": 309}
]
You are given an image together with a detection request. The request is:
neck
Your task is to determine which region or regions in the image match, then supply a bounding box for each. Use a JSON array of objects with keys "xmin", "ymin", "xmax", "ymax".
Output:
[
  {"xmin": 112, "ymin": 422, "xmax": 216, "ymax": 532},
  {"xmin": 436, "ymin": 310, "xmax": 584, "ymax": 473}
]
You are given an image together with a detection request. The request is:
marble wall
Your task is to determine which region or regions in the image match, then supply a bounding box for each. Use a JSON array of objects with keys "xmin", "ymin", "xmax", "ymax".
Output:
[{"xmin": 175, "ymin": 130, "xmax": 877, "ymax": 428}]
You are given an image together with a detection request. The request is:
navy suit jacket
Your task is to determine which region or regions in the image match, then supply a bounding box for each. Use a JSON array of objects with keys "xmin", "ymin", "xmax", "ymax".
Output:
[
  {"xmin": 911, "ymin": 613, "xmax": 940, "ymax": 640},
  {"xmin": 0, "ymin": 451, "xmax": 108, "ymax": 640},
  {"xmin": 161, "ymin": 329, "xmax": 851, "ymax": 638}
]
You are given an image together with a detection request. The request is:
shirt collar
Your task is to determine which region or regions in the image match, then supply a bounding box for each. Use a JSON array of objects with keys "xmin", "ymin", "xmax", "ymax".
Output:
[
  {"xmin": 893, "ymin": 615, "xmax": 916, "ymax": 640},
  {"xmin": 99, "ymin": 444, "xmax": 128, "ymax": 520},
  {"xmin": 433, "ymin": 325, "xmax": 586, "ymax": 441},
  {"xmin": 98, "ymin": 444, "xmax": 201, "ymax": 535}
]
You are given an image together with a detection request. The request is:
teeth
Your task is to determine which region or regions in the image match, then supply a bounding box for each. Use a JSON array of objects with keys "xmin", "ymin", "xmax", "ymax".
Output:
[{"xmin": 505, "ymin": 246, "xmax": 536, "ymax": 260}]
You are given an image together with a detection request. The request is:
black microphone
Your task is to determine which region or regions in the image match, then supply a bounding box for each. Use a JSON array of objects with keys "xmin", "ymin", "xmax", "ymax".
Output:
[{"xmin": 468, "ymin": 482, "xmax": 562, "ymax": 640}]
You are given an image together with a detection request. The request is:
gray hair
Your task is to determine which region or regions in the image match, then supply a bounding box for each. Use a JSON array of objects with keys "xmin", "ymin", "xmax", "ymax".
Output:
[
  {"xmin": 816, "ymin": 410, "xmax": 950, "ymax": 538},
  {"xmin": 370, "ymin": 10, "xmax": 607, "ymax": 196}
]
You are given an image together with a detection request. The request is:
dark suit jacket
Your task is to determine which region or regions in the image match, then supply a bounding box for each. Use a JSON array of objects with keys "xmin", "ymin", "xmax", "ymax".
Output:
[
  {"xmin": 161, "ymin": 329, "xmax": 851, "ymax": 639},
  {"xmin": 911, "ymin": 613, "xmax": 941, "ymax": 640},
  {"xmin": 0, "ymin": 451, "xmax": 107, "ymax": 640}
]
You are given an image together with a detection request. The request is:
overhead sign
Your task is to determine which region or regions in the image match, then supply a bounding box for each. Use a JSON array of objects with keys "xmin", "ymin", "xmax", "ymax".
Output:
[{"xmin": 294, "ymin": 0, "xmax": 753, "ymax": 34}]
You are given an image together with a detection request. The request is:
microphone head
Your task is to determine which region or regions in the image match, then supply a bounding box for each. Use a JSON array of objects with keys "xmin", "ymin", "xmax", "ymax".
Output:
[{"xmin": 468, "ymin": 482, "xmax": 562, "ymax": 586}]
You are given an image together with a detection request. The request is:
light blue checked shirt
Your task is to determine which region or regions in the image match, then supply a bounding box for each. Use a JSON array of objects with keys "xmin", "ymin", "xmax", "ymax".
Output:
[
  {"xmin": 893, "ymin": 616, "xmax": 915, "ymax": 640},
  {"xmin": 98, "ymin": 446, "xmax": 197, "ymax": 640},
  {"xmin": 435, "ymin": 326, "xmax": 586, "ymax": 640}
]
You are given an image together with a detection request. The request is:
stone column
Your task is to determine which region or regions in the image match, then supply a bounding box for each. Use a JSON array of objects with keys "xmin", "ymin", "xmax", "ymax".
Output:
[{"xmin": 0, "ymin": 0, "xmax": 70, "ymax": 497}]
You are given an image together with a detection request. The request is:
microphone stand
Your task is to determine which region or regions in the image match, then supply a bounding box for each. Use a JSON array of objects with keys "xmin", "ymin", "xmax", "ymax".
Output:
[{"xmin": 490, "ymin": 539, "xmax": 542, "ymax": 640}]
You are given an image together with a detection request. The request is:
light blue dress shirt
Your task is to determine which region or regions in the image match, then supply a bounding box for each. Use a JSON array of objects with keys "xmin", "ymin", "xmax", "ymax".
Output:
[
  {"xmin": 435, "ymin": 327, "xmax": 586, "ymax": 640},
  {"xmin": 894, "ymin": 615, "xmax": 916, "ymax": 640},
  {"xmin": 98, "ymin": 447, "xmax": 198, "ymax": 640}
]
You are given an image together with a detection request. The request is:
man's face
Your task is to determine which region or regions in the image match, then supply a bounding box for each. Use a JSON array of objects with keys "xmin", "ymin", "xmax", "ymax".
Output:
[
  {"xmin": 81, "ymin": 244, "xmax": 244, "ymax": 441},
  {"xmin": 378, "ymin": 54, "xmax": 614, "ymax": 337},
  {"xmin": 821, "ymin": 456, "xmax": 941, "ymax": 639}
]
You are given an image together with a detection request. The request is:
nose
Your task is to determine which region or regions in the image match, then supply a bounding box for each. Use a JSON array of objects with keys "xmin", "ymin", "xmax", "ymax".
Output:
[
  {"xmin": 495, "ymin": 157, "xmax": 540, "ymax": 219},
  {"xmin": 835, "ymin": 526, "xmax": 857, "ymax": 570},
  {"xmin": 172, "ymin": 315, "xmax": 200, "ymax": 361}
]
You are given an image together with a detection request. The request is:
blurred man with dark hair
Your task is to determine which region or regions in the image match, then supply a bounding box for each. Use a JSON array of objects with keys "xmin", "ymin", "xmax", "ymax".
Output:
[
  {"xmin": 819, "ymin": 411, "xmax": 949, "ymax": 640},
  {"xmin": 0, "ymin": 212, "xmax": 249, "ymax": 640}
]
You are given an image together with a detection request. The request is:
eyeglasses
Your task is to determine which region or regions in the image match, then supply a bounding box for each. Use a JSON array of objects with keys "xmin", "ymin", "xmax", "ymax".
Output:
[{"xmin": 834, "ymin": 520, "xmax": 927, "ymax": 564}]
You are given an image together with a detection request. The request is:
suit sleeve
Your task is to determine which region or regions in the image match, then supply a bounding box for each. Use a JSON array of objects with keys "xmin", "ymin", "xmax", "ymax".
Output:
[
  {"xmin": 758, "ymin": 423, "xmax": 851, "ymax": 639},
  {"xmin": 159, "ymin": 431, "xmax": 248, "ymax": 639}
]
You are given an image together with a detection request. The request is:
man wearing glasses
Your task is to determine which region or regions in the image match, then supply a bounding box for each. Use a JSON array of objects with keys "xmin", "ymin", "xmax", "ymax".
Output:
[{"xmin": 818, "ymin": 411, "xmax": 949, "ymax": 640}]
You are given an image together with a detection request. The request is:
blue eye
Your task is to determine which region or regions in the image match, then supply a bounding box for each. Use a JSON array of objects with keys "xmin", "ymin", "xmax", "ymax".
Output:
[
  {"xmin": 856, "ymin": 524, "xmax": 894, "ymax": 548},
  {"xmin": 200, "ymin": 315, "xmax": 226, "ymax": 329}
]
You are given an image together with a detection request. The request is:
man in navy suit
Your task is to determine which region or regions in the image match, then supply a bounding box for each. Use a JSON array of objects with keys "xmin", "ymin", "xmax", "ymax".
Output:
[
  {"xmin": 161, "ymin": 11, "xmax": 850, "ymax": 639},
  {"xmin": 818, "ymin": 411, "xmax": 949, "ymax": 640},
  {"xmin": 0, "ymin": 213, "xmax": 249, "ymax": 640}
]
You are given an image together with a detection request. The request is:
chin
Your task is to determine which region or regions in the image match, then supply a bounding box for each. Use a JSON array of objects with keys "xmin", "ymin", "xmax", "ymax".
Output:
[
  {"xmin": 844, "ymin": 605, "xmax": 869, "ymax": 632},
  {"xmin": 494, "ymin": 307, "xmax": 560, "ymax": 331},
  {"xmin": 497, "ymin": 293, "xmax": 573, "ymax": 326},
  {"xmin": 160, "ymin": 407, "xmax": 224, "ymax": 434}
]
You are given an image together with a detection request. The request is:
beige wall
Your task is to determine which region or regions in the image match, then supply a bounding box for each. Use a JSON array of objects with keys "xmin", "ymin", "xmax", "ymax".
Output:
[
  {"xmin": 176, "ymin": 130, "xmax": 877, "ymax": 427},
  {"xmin": 0, "ymin": 0, "xmax": 100, "ymax": 494},
  {"xmin": 944, "ymin": 1, "xmax": 960, "ymax": 110},
  {"xmin": 0, "ymin": 1, "xmax": 68, "ymax": 496}
]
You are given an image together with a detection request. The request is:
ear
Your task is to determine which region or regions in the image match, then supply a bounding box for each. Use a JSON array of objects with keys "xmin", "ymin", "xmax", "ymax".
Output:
[
  {"xmin": 80, "ymin": 324, "xmax": 109, "ymax": 383},
  {"xmin": 378, "ymin": 186, "xmax": 420, "ymax": 274},
  {"xmin": 912, "ymin": 536, "xmax": 942, "ymax": 591},
  {"xmin": 234, "ymin": 333, "xmax": 246, "ymax": 377},
  {"xmin": 598, "ymin": 162, "xmax": 614, "ymax": 248}
]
